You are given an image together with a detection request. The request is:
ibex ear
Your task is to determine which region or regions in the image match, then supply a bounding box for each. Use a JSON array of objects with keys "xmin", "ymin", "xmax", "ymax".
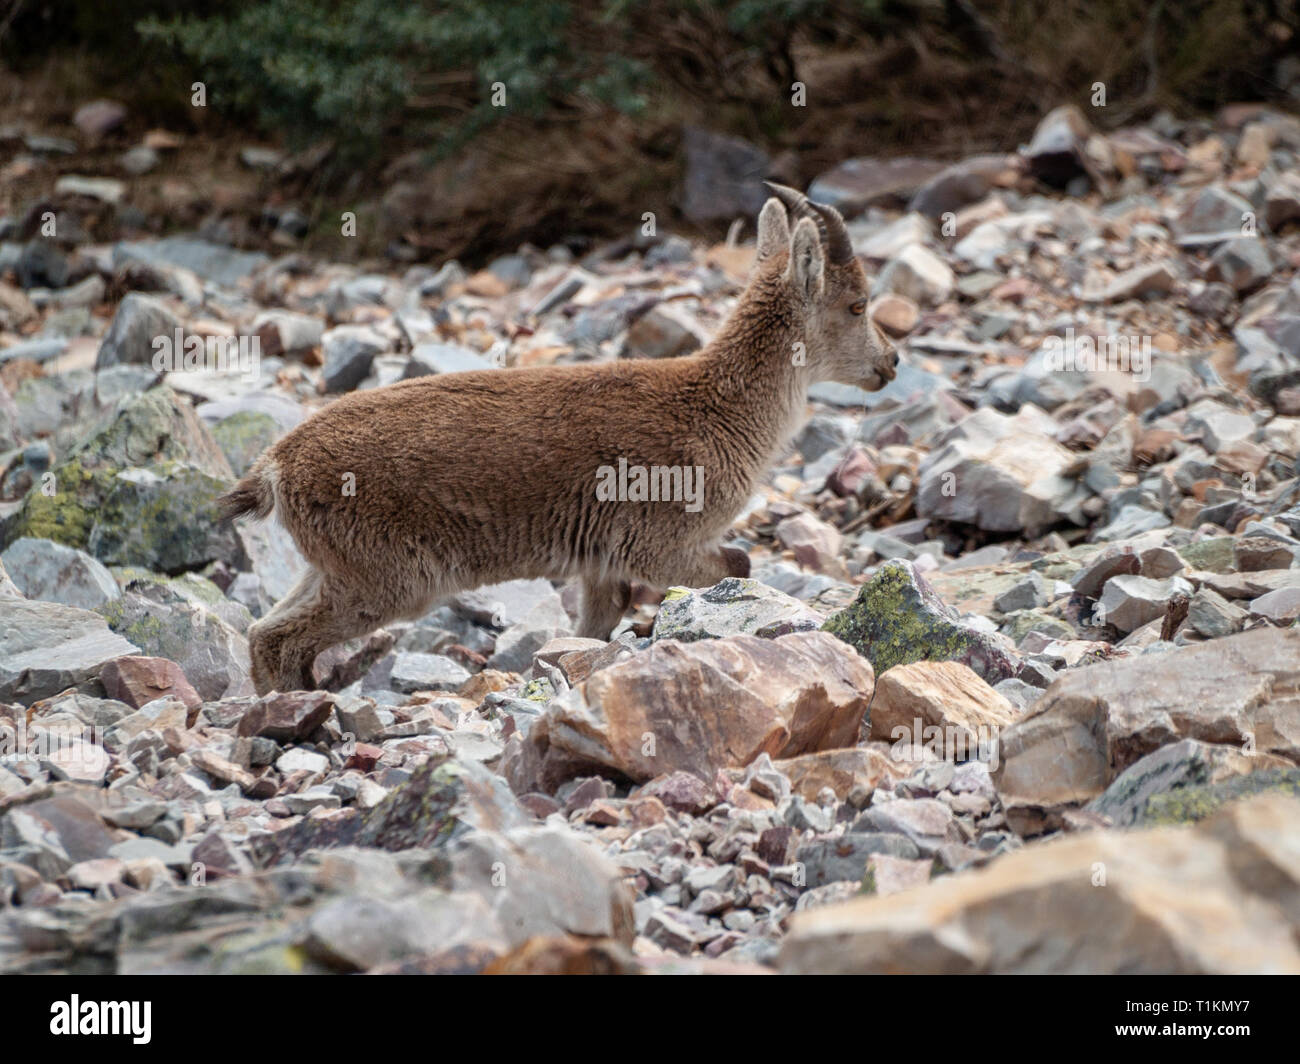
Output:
[
  {"xmin": 788, "ymin": 217, "xmax": 824, "ymax": 301},
  {"xmin": 756, "ymin": 198, "xmax": 790, "ymax": 262}
]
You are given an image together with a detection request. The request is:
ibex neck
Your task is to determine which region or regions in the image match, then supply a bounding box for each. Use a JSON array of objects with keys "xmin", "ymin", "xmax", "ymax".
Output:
[{"xmin": 698, "ymin": 261, "xmax": 810, "ymax": 462}]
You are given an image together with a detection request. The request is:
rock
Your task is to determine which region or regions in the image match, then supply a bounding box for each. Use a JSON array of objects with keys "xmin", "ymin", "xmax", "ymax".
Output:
[
  {"xmin": 108, "ymin": 696, "xmax": 190, "ymax": 742},
  {"xmin": 780, "ymin": 794, "xmax": 1300, "ymax": 973},
  {"xmin": 1174, "ymin": 186, "xmax": 1254, "ymax": 243},
  {"xmin": 1087, "ymin": 738, "xmax": 1286, "ymax": 827},
  {"xmin": 235, "ymin": 691, "xmax": 335, "ymax": 741},
  {"xmin": 273, "ymin": 756, "xmax": 526, "ymax": 858},
  {"xmin": 622, "ymin": 304, "xmax": 709, "ymax": 360},
  {"xmin": 252, "ymin": 311, "xmax": 323, "ymax": 359},
  {"xmin": 321, "ymin": 325, "xmax": 387, "ymax": 392},
  {"xmin": 869, "ymin": 660, "xmax": 1019, "ymax": 756},
  {"xmin": 478, "ymin": 593, "xmax": 571, "ymax": 674},
  {"xmin": 679, "ymin": 127, "xmax": 770, "ymax": 224},
  {"xmin": 97, "ymin": 583, "xmax": 249, "ymax": 702},
  {"xmin": 1097, "ymin": 573, "xmax": 1194, "ymax": 633},
  {"xmin": 916, "ymin": 407, "xmax": 1088, "ymax": 533},
  {"xmin": 1263, "ymin": 169, "xmax": 1300, "ymax": 229},
  {"xmin": 1234, "ymin": 535, "xmax": 1296, "ymax": 572},
  {"xmin": 66, "ymin": 857, "xmax": 126, "ymax": 891},
  {"xmin": 909, "ymin": 155, "xmax": 1016, "ymax": 218},
  {"xmin": 636, "ymin": 771, "xmax": 716, "ymax": 815},
  {"xmin": 276, "ymin": 747, "xmax": 329, "ymax": 775},
  {"xmin": 4, "ymin": 386, "xmax": 234, "ymax": 558},
  {"xmin": 1023, "ymin": 104, "xmax": 1092, "ymax": 187},
  {"xmin": 1189, "ymin": 280, "xmax": 1237, "ymax": 320},
  {"xmin": 389, "ymin": 653, "xmax": 471, "ymax": 694},
  {"xmin": 651, "ymin": 578, "xmax": 823, "ymax": 642},
  {"xmin": 992, "ymin": 572, "xmax": 1051, "ymax": 613},
  {"xmin": 0, "ymin": 794, "xmax": 126, "ymax": 878},
  {"xmin": 451, "ymin": 823, "xmax": 634, "ymax": 946},
  {"xmin": 775, "ymin": 512, "xmax": 843, "ymax": 572},
  {"xmin": 795, "ymin": 832, "xmax": 920, "ymax": 888},
  {"xmin": 874, "ymin": 244, "xmax": 954, "ymax": 306},
  {"xmin": 88, "ymin": 465, "xmax": 246, "ymax": 572},
  {"xmin": 1250, "ymin": 586, "xmax": 1300, "ymax": 624},
  {"xmin": 0, "ymin": 538, "xmax": 119, "ymax": 609},
  {"xmin": 1136, "ymin": 768, "xmax": 1300, "ymax": 826},
  {"xmin": 862, "ymin": 853, "xmax": 932, "ymax": 896},
  {"xmin": 403, "ymin": 342, "xmax": 493, "ymax": 378},
  {"xmin": 1207, "ymin": 237, "xmax": 1272, "ymax": 293},
  {"xmin": 853, "ymin": 797, "xmax": 954, "ymax": 847},
  {"xmin": 869, "ymin": 294, "xmax": 919, "ymax": 337},
  {"xmin": 73, "ymin": 99, "xmax": 127, "ymax": 138},
  {"xmin": 773, "ymin": 747, "xmax": 905, "ymax": 801},
  {"xmin": 210, "ymin": 410, "xmax": 280, "ymax": 476},
  {"xmin": 301, "ymin": 891, "xmax": 500, "ymax": 972},
  {"xmin": 1187, "ymin": 587, "xmax": 1248, "ymax": 638},
  {"xmin": 504, "ymin": 631, "xmax": 873, "ymax": 792},
  {"xmin": 120, "ymin": 145, "xmax": 158, "ymax": 175},
  {"xmin": 992, "ymin": 627, "xmax": 1300, "ymax": 833},
  {"xmin": 0, "ymin": 599, "xmax": 138, "ymax": 704},
  {"xmin": 100, "ymin": 655, "xmax": 201, "ymax": 712},
  {"xmin": 452, "ymin": 579, "xmax": 564, "ymax": 629},
  {"xmin": 822, "ymin": 560, "xmax": 1022, "ymax": 685},
  {"xmin": 95, "ymin": 294, "xmax": 183, "ymax": 370},
  {"xmin": 854, "ymin": 213, "xmax": 931, "ymax": 260},
  {"xmin": 117, "ymin": 238, "xmax": 269, "ymax": 287},
  {"xmin": 808, "ymin": 157, "xmax": 947, "ymax": 214},
  {"xmin": 54, "ymin": 175, "xmax": 125, "ymax": 205},
  {"xmin": 1090, "ymin": 261, "xmax": 1176, "ymax": 303}
]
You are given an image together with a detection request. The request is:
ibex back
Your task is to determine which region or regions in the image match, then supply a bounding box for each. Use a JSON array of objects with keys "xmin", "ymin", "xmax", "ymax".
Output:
[{"xmin": 221, "ymin": 185, "xmax": 897, "ymax": 694}]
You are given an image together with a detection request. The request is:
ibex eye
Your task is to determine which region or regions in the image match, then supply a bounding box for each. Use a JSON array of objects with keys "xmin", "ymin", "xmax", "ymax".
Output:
[{"xmin": 850, "ymin": 301, "xmax": 867, "ymax": 315}]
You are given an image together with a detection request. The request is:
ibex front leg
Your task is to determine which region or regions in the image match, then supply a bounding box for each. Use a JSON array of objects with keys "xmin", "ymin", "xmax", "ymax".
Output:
[{"xmin": 578, "ymin": 572, "xmax": 633, "ymax": 640}]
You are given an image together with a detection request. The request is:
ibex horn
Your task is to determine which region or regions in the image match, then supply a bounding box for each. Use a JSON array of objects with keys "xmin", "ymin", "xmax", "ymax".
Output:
[{"xmin": 763, "ymin": 181, "xmax": 855, "ymax": 265}]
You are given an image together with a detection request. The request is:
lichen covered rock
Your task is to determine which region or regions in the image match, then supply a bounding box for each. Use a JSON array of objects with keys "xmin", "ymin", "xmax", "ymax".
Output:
[
  {"xmin": 822, "ymin": 560, "xmax": 1022, "ymax": 684},
  {"xmin": 651, "ymin": 577, "xmax": 824, "ymax": 643}
]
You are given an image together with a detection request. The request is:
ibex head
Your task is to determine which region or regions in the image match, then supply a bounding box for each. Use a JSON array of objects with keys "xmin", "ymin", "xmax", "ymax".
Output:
[{"xmin": 760, "ymin": 182, "xmax": 898, "ymax": 392}]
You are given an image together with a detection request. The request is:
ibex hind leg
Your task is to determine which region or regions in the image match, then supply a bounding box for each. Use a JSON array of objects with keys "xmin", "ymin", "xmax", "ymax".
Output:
[{"xmin": 248, "ymin": 569, "xmax": 385, "ymax": 694}]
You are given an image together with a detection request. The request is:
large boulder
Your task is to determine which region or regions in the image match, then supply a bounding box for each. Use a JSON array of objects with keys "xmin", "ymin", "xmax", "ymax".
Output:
[
  {"xmin": 3, "ymin": 387, "xmax": 236, "ymax": 575},
  {"xmin": 1087, "ymin": 738, "xmax": 1294, "ymax": 828},
  {"xmin": 0, "ymin": 599, "xmax": 139, "ymax": 704},
  {"xmin": 94, "ymin": 293, "xmax": 183, "ymax": 370},
  {"xmin": 780, "ymin": 794, "xmax": 1300, "ymax": 974},
  {"xmin": 678, "ymin": 127, "xmax": 770, "ymax": 224},
  {"xmin": 651, "ymin": 578, "xmax": 823, "ymax": 643},
  {"xmin": 992, "ymin": 627, "xmax": 1300, "ymax": 834},
  {"xmin": 0, "ymin": 538, "xmax": 119, "ymax": 609},
  {"xmin": 503, "ymin": 631, "xmax": 874, "ymax": 793},
  {"xmin": 96, "ymin": 579, "xmax": 250, "ymax": 701},
  {"xmin": 916, "ymin": 407, "xmax": 1089, "ymax": 533},
  {"xmin": 869, "ymin": 659, "xmax": 1020, "ymax": 757},
  {"xmin": 822, "ymin": 560, "xmax": 1022, "ymax": 685}
]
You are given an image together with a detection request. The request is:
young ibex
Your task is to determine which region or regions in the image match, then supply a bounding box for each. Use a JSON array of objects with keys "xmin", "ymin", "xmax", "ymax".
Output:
[{"xmin": 222, "ymin": 184, "xmax": 898, "ymax": 694}]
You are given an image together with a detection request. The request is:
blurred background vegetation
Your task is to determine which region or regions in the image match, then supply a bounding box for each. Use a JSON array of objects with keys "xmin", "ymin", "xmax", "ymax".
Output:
[{"xmin": 1, "ymin": 0, "xmax": 1297, "ymax": 259}]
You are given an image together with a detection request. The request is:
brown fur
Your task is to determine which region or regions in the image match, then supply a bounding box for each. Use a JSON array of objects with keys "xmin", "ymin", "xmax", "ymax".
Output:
[{"xmin": 222, "ymin": 194, "xmax": 896, "ymax": 694}]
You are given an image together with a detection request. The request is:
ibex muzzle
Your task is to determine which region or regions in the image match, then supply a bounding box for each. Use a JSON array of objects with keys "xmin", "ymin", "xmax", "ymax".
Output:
[{"xmin": 222, "ymin": 187, "xmax": 897, "ymax": 694}]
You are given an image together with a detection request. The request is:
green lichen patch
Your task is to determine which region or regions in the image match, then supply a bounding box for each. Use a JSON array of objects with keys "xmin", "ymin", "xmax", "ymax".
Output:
[
  {"xmin": 1176, "ymin": 536, "xmax": 1236, "ymax": 574},
  {"xmin": 1138, "ymin": 768, "xmax": 1300, "ymax": 826},
  {"xmin": 822, "ymin": 560, "xmax": 1021, "ymax": 684},
  {"xmin": 211, "ymin": 410, "xmax": 279, "ymax": 476},
  {"xmin": 1001, "ymin": 609, "xmax": 1076, "ymax": 645}
]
